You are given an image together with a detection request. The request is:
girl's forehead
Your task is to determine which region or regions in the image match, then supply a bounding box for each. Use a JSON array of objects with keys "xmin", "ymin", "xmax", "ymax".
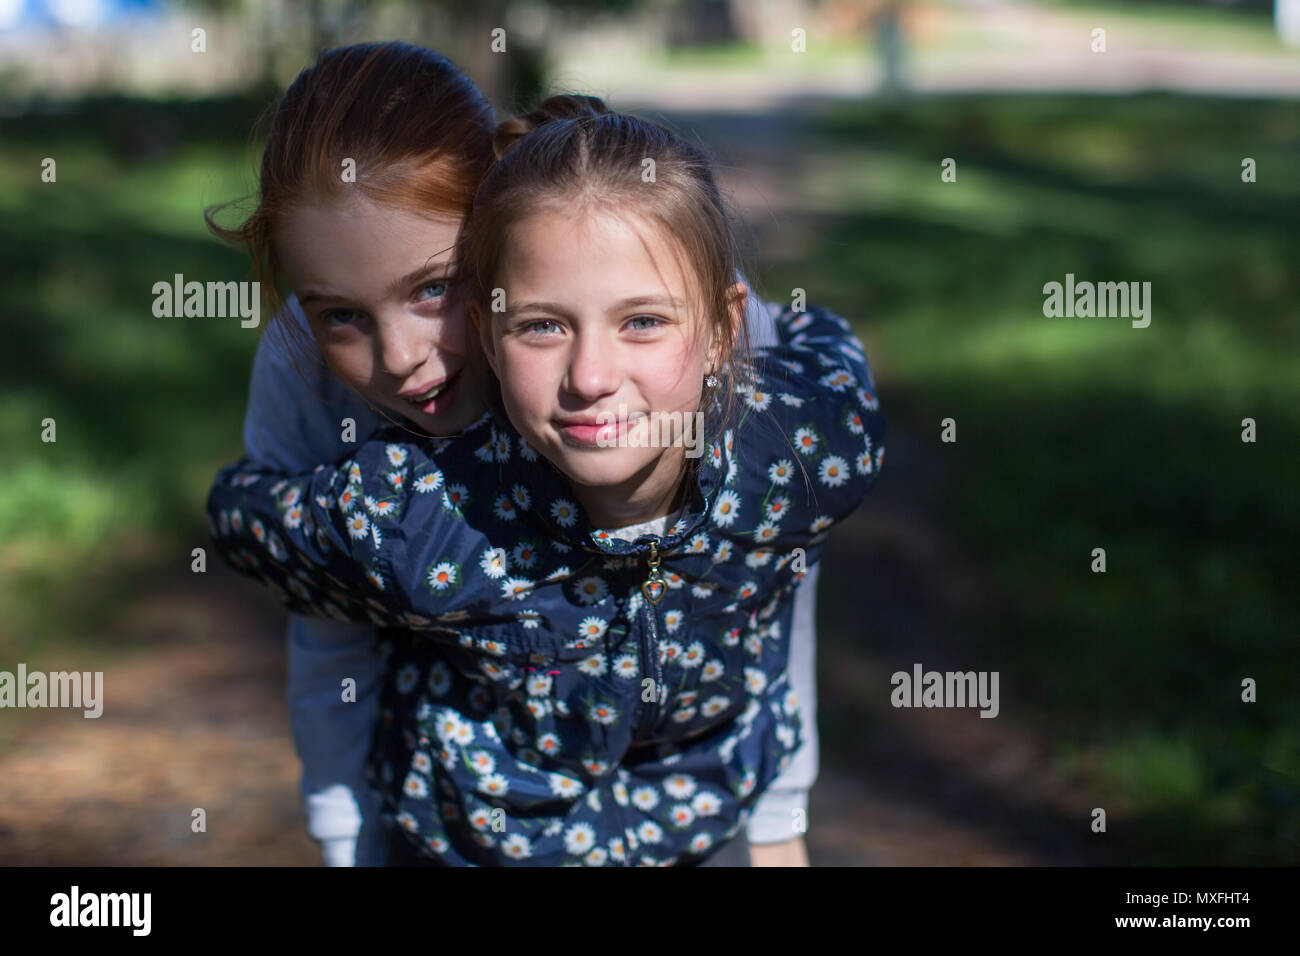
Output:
[
  {"xmin": 277, "ymin": 195, "xmax": 463, "ymax": 293},
  {"xmin": 499, "ymin": 206, "xmax": 720, "ymax": 333},
  {"xmin": 286, "ymin": 192, "xmax": 462, "ymax": 240},
  {"xmin": 527, "ymin": 203, "xmax": 660, "ymax": 244},
  {"xmin": 504, "ymin": 206, "xmax": 692, "ymax": 291}
]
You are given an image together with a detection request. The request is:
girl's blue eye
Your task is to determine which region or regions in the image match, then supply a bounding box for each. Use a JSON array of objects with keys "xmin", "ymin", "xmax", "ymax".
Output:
[
  {"xmin": 324, "ymin": 309, "xmax": 365, "ymax": 327},
  {"xmin": 416, "ymin": 281, "xmax": 448, "ymax": 302},
  {"xmin": 524, "ymin": 319, "xmax": 561, "ymax": 335},
  {"xmin": 627, "ymin": 315, "xmax": 663, "ymax": 331}
]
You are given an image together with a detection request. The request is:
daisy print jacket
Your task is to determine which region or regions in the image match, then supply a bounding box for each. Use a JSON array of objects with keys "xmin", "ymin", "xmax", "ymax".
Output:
[{"xmin": 207, "ymin": 303, "xmax": 885, "ymax": 866}]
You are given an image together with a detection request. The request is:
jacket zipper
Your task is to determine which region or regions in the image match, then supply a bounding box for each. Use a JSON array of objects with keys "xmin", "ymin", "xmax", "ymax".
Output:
[{"xmin": 634, "ymin": 537, "xmax": 666, "ymax": 739}]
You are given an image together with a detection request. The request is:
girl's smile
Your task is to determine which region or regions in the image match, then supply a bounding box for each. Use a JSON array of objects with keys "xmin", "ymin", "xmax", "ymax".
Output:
[{"xmin": 401, "ymin": 366, "xmax": 465, "ymax": 417}]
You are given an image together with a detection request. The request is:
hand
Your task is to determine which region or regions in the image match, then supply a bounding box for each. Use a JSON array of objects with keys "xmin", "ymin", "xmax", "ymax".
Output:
[{"xmin": 748, "ymin": 835, "xmax": 809, "ymax": 867}]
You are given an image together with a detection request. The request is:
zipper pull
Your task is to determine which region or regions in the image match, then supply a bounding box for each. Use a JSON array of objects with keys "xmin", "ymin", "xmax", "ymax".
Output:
[{"xmin": 641, "ymin": 539, "xmax": 666, "ymax": 604}]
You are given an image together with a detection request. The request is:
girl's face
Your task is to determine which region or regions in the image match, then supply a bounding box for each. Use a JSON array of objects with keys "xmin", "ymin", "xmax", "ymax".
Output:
[
  {"xmin": 477, "ymin": 206, "xmax": 742, "ymax": 529},
  {"xmin": 276, "ymin": 193, "xmax": 487, "ymax": 436}
]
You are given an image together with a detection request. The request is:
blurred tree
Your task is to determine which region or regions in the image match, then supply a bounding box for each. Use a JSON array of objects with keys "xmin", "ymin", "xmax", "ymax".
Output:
[
  {"xmin": 666, "ymin": 0, "xmax": 740, "ymax": 46},
  {"xmin": 357, "ymin": 0, "xmax": 641, "ymax": 110},
  {"xmin": 177, "ymin": 0, "xmax": 640, "ymax": 107},
  {"xmin": 873, "ymin": 0, "xmax": 905, "ymax": 98},
  {"xmin": 464, "ymin": 0, "xmax": 641, "ymax": 110}
]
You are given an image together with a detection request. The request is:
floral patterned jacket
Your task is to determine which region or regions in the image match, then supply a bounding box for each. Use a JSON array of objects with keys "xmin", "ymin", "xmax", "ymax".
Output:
[{"xmin": 207, "ymin": 303, "xmax": 885, "ymax": 866}]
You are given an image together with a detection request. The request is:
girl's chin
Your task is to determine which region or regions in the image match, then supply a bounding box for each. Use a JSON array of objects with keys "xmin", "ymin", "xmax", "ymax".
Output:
[
  {"xmin": 551, "ymin": 451, "xmax": 662, "ymax": 491},
  {"xmin": 379, "ymin": 399, "xmax": 485, "ymax": 438}
]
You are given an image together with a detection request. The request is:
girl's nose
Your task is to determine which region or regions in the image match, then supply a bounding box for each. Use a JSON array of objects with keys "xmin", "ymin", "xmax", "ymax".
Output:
[
  {"xmin": 564, "ymin": 331, "xmax": 620, "ymax": 401},
  {"xmin": 376, "ymin": 315, "xmax": 430, "ymax": 380}
]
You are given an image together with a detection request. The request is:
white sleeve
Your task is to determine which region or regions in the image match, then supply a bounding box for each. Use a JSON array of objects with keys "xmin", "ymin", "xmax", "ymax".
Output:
[
  {"xmin": 243, "ymin": 296, "xmax": 389, "ymax": 866},
  {"xmin": 287, "ymin": 616, "xmax": 389, "ymax": 866},
  {"xmin": 746, "ymin": 564, "xmax": 820, "ymax": 844},
  {"xmin": 740, "ymin": 274, "xmax": 781, "ymax": 350},
  {"xmin": 740, "ymin": 280, "xmax": 821, "ymax": 845}
]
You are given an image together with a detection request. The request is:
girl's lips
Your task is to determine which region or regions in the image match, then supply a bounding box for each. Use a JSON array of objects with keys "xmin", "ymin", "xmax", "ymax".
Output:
[
  {"xmin": 559, "ymin": 419, "xmax": 629, "ymax": 446},
  {"xmin": 409, "ymin": 369, "xmax": 462, "ymax": 416}
]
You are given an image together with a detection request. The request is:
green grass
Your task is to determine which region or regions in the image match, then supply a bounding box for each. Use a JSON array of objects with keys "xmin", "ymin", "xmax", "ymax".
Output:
[
  {"xmin": 766, "ymin": 93, "xmax": 1299, "ymax": 864},
  {"xmin": 1, "ymin": 89, "xmax": 1295, "ymax": 864},
  {"xmin": 0, "ymin": 95, "xmax": 265, "ymax": 655},
  {"xmin": 1042, "ymin": 1, "xmax": 1281, "ymax": 52},
  {"xmin": 657, "ymin": 38, "xmax": 869, "ymax": 71}
]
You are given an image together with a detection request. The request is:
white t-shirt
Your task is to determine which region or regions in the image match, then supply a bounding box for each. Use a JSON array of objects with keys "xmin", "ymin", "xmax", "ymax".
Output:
[{"xmin": 603, "ymin": 508, "xmax": 686, "ymax": 543}]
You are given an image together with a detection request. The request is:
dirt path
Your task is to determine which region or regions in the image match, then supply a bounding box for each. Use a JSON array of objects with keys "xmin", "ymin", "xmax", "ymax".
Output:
[{"xmin": 0, "ymin": 571, "xmax": 318, "ymax": 866}]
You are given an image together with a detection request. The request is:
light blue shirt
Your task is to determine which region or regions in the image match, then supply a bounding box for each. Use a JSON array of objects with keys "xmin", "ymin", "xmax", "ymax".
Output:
[{"xmin": 241, "ymin": 291, "xmax": 821, "ymax": 864}]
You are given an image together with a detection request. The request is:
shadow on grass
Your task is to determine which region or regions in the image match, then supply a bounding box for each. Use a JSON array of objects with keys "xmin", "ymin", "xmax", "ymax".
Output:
[
  {"xmin": 722, "ymin": 94, "xmax": 1299, "ymax": 864},
  {"xmin": 2, "ymin": 91, "xmax": 1296, "ymax": 864},
  {"xmin": 815, "ymin": 384, "xmax": 1297, "ymax": 865}
]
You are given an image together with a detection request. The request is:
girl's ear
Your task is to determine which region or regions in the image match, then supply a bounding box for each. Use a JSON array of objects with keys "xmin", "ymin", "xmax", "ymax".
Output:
[
  {"xmin": 727, "ymin": 280, "xmax": 747, "ymax": 339},
  {"xmin": 470, "ymin": 302, "xmax": 501, "ymax": 378},
  {"xmin": 708, "ymin": 280, "xmax": 748, "ymax": 372}
]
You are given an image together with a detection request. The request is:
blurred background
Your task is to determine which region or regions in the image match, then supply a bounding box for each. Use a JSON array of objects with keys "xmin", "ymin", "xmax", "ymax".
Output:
[{"xmin": 1, "ymin": 0, "xmax": 1297, "ymax": 866}]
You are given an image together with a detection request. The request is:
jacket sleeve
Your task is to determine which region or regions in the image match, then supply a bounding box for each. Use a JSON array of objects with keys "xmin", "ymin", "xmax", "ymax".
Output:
[
  {"xmin": 207, "ymin": 434, "xmax": 476, "ymax": 627},
  {"xmin": 728, "ymin": 302, "xmax": 885, "ymax": 551},
  {"xmin": 287, "ymin": 613, "xmax": 389, "ymax": 866}
]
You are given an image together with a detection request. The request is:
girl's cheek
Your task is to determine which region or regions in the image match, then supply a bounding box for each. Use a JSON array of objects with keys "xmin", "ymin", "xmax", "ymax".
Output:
[
  {"xmin": 436, "ymin": 303, "xmax": 473, "ymax": 352},
  {"xmin": 651, "ymin": 350, "xmax": 705, "ymax": 410},
  {"xmin": 318, "ymin": 340, "xmax": 374, "ymax": 396},
  {"xmin": 499, "ymin": 350, "xmax": 545, "ymax": 399},
  {"xmin": 500, "ymin": 372, "xmax": 539, "ymax": 421}
]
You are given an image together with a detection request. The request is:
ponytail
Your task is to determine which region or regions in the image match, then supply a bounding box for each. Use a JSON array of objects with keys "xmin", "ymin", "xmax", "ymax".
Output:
[{"xmin": 491, "ymin": 94, "xmax": 610, "ymax": 159}]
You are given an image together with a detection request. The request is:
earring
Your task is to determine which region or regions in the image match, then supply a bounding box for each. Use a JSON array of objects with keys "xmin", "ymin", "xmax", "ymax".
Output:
[{"xmin": 704, "ymin": 373, "xmax": 719, "ymax": 389}]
